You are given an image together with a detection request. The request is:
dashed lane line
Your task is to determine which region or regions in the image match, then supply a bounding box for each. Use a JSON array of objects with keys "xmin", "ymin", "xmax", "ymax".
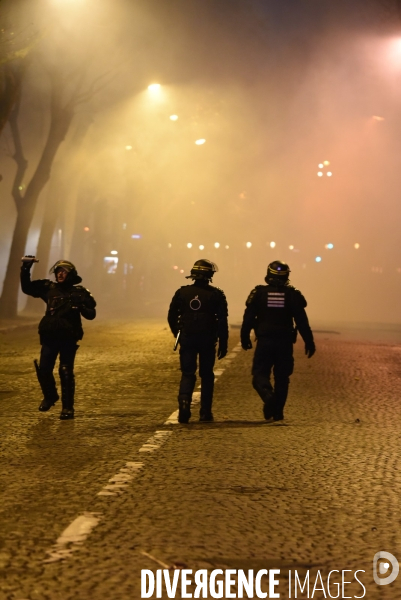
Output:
[{"xmin": 43, "ymin": 342, "xmax": 242, "ymax": 563}]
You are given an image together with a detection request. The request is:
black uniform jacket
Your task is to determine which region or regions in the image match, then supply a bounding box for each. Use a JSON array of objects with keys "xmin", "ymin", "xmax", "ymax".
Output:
[
  {"xmin": 241, "ymin": 283, "xmax": 314, "ymax": 345},
  {"xmin": 21, "ymin": 270, "xmax": 96, "ymax": 342},
  {"xmin": 168, "ymin": 281, "xmax": 228, "ymax": 343}
]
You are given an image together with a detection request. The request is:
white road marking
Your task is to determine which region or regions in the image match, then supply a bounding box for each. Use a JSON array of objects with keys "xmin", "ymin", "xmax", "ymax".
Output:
[
  {"xmin": 44, "ymin": 512, "xmax": 102, "ymax": 563},
  {"xmin": 44, "ymin": 341, "xmax": 242, "ymax": 562}
]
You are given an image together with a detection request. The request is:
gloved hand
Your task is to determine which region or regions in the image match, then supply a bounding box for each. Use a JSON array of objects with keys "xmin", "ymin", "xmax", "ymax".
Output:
[
  {"xmin": 217, "ymin": 343, "xmax": 228, "ymax": 360},
  {"xmin": 21, "ymin": 255, "xmax": 36, "ymax": 270},
  {"xmin": 241, "ymin": 338, "xmax": 253, "ymax": 350},
  {"xmin": 305, "ymin": 341, "xmax": 316, "ymax": 358}
]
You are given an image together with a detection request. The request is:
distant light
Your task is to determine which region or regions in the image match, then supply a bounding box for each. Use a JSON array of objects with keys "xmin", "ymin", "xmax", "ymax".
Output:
[
  {"xmin": 289, "ymin": 245, "xmax": 294, "ymax": 250},
  {"xmin": 83, "ymin": 227, "xmax": 90, "ymax": 232},
  {"xmin": 195, "ymin": 139, "xmax": 206, "ymax": 145},
  {"xmin": 317, "ymin": 172, "xmax": 323, "ymax": 177},
  {"xmin": 168, "ymin": 243, "xmax": 172, "ymax": 248},
  {"xmin": 315, "ymin": 256, "xmax": 322, "ymax": 262},
  {"xmin": 323, "ymin": 160, "xmax": 330, "ymax": 166},
  {"xmin": 125, "ymin": 145, "xmax": 132, "ymax": 150},
  {"xmin": 225, "ymin": 245, "xmax": 229, "ymax": 249},
  {"xmin": 246, "ymin": 242, "xmax": 252, "ymax": 248},
  {"xmin": 122, "ymin": 223, "xmax": 127, "ymax": 230},
  {"xmin": 148, "ymin": 83, "xmax": 161, "ymax": 91},
  {"xmin": 372, "ymin": 115, "xmax": 385, "ymax": 121},
  {"xmin": 187, "ymin": 243, "xmax": 192, "ymax": 248},
  {"xmin": 131, "ymin": 234, "xmax": 141, "ymax": 239},
  {"xmin": 270, "ymin": 241, "xmax": 276, "ymax": 248},
  {"xmin": 199, "ymin": 245, "xmax": 204, "ymax": 250},
  {"xmin": 179, "ymin": 269, "xmax": 184, "ymax": 274},
  {"xmin": 354, "ymin": 243, "xmax": 360, "ymax": 249},
  {"xmin": 214, "ymin": 242, "xmax": 220, "ymax": 248},
  {"xmin": 110, "ymin": 250, "xmax": 118, "ymax": 255},
  {"xmin": 318, "ymin": 163, "xmax": 324, "ymax": 168},
  {"xmin": 170, "ymin": 115, "xmax": 178, "ymax": 121},
  {"xmin": 173, "ymin": 265, "xmax": 178, "ymax": 270},
  {"xmin": 325, "ymin": 243, "xmax": 334, "ymax": 249},
  {"xmin": 327, "ymin": 171, "xmax": 332, "ymax": 177}
]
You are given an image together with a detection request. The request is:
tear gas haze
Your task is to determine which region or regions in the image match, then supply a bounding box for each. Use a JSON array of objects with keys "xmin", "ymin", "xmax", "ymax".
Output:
[{"xmin": 1, "ymin": 0, "xmax": 401, "ymax": 324}]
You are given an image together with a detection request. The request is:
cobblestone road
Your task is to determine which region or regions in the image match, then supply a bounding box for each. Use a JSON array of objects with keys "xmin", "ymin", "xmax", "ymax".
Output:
[{"xmin": 1, "ymin": 319, "xmax": 401, "ymax": 599}]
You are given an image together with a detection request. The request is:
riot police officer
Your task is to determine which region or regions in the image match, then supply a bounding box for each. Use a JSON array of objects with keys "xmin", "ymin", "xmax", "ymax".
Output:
[
  {"xmin": 20, "ymin": 257, "xmax": 96, "ymax": 420},
  {"xmin": 241, "ymin": 260, "xmax": 315, "ymax": 423},
  {"xmin": 168, "ymin": 259, "xmax": 229, "ymax": 423}
]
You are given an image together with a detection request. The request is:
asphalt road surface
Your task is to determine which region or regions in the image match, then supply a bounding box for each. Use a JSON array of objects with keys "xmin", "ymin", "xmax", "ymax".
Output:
[{"xmin": 1, "ymin": 319, "xmax": 401, "ymax": 600}]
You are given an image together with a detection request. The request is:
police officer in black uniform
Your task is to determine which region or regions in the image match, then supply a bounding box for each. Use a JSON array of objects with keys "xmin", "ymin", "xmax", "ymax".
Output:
[
  {"xmin": 241, "ymin": 260, "xmax": 315, "ymax": 423},
  {"xmin": 20, "ymin": 257, "xmax": 96, "ymax": 420},
  {"xmin": 168, "ymin": 259, "xmax": 229, "ymax": 424}
]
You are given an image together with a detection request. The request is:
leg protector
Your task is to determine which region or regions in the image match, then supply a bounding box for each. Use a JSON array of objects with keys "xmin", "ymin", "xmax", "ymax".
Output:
[
  {"xmin": 59, "ymin": 364, "xmax": 75, "ymax": 420},
  {"xmin": 252, "ymin": 375, "xmax": 275, "ymax": 420},
  {"xmin": 34, "ymin": 359, "xmax": 59, "ymax": 412},
  {"xmin": 199, "ymin": 374, "xmax": 214, "ymax": 422},
  {"xmin": 178, "ymin": 394, "xmax": 191, "ymax": 424}
]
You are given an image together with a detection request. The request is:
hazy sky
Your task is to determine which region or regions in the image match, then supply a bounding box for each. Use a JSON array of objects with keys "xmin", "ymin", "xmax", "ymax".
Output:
[{"xmin": 1, "ymin": 0, "xmax": 401, "ymax": 322}]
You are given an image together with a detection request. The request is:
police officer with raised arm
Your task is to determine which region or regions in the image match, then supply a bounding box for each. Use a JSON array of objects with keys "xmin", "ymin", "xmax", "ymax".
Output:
[
  {"xmin": 168, "ymin": 259, "xmax": 228, "ymax": 424},
  {"xmin": 241, "ymin": 260, "xmax": 315, "ymax": 423},
  {"xmin": 21, "ymin": 256, "xmax": 96, "ymax": 420}
]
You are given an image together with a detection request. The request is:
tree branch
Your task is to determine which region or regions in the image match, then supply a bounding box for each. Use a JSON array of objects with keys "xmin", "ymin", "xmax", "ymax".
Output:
[{"xmin": 8, "ymin": 88, "xmax": 27, "ymax": 211}]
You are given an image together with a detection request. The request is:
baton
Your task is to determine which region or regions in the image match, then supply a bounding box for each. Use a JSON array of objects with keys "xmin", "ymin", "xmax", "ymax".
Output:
[{"xmin": 173, "ymin": 331, "xmax": 181, "ymax": 351}]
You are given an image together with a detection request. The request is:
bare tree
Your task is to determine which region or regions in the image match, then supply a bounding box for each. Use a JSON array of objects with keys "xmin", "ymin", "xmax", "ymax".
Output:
[
  {"xmin": 0, "ymin": 68, "xmax": 103, "ymax": 318},
  {"xmin": 0, "ymin": 1, "xmax": 41, "ymax": 140},
  {"xmin": 24, "ymin": 115, "xmax": 93, "ymax": 312}
]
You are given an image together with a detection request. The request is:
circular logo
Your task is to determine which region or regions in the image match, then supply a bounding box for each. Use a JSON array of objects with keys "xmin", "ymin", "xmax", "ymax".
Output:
[{"xmin": 190, "ymin": 295, "xmax": 201, "ymax": 311}]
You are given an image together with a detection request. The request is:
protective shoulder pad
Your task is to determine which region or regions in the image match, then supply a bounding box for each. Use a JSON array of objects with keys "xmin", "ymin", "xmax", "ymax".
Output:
[
  {"xmin": 245, "ymin": 285, "xmax": 264, "ymax": 306},
  {"xmin": 289, "ymin": 286, "xmax": 307, "ymax": 308}
]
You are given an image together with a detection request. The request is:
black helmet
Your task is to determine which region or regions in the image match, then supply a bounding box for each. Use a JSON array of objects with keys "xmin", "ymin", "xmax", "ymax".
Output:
[
  {"xmin": 49, "ymin": 260, "xmax": 82, "ymax": 284},
  {"xmin": 186, "ymin": 259, "xmax": 218, "ymax": 280},
  {"xmin": 265, "ymin": 260, "xmax": 290, "ymax": 285}
]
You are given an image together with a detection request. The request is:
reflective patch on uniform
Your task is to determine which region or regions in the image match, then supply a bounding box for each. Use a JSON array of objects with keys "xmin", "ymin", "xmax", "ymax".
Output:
[
  {"xmin": 267, "ymin": 292, "xmax": 285, "ymax": 307},
  {"xmin": 189, "ymin": 295, "xmax": 201, "ymax": 310}
]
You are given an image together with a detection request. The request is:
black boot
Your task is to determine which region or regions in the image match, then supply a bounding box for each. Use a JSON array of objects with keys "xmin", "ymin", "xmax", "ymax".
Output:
[
  {"xmin": 199, "ymin": 398, "xmax": 214, "ymax": 422},
  {"xmin": 34, "ymin": 360, "xmax": 59, "ymax": 412},
  {"xmin": 262, "ymin": 389, "xmax": 275, "ymax": 421},
  {"xmin": 178, "ymin": 394, "xmax": 191, "ymax": 424},
  {"xmin": 59, "ymin": 365, "xmax": 75, "ymax": 420}
]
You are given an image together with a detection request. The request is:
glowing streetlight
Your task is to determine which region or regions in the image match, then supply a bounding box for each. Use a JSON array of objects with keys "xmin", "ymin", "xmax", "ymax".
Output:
[
  {"xmin": 187, "ymin": 243, "xmax": 192, "ymax": 248},
  {"xmin": 148, "ymin": 83, "xmax": 161, "ymax": 92},
  {"xmin": 325, "ymin": 243, "xmax": 334, "ymax": 249},
  {"xmin": 315, "ymin": 256, "xmax": 322, "ymax": 262},
  {"xmin": 317, "ymin": 172, "xmax": 323, "ymax": 177},
  {"xmin": 110, "ymin": 250, "xmax": 118, "ymax": 255},
  {"xmin": 170, "ymin": 115, "xmax": 178, "ymax": 121},
  {"xmin": 125, "ymin": 145, "xmax": 132, "ymax": 150},
  {"xmin": 323, "ymin": 160, "xmax": 330, "ymax": 166},
  {"xmin": 199, "ymin": 245, "xmax": 204, "ymax": 250},
  {"xmin": 289, "ymin": 245, "xmax": 294, "ymax": 250},
  {"xmin": 225, "ymin": 245, "xmax": 229, "ymax": 249},
  {"xmin": 354, "ymin": 243, "xmax": 360, "ymax": 249},
  {"xmin": 168, "ymin": 243, "xmax": 172, "ymax": 248},
  {"xmin": 327, "ymin": 172, "xmax": 332, "ymax": 177},
  {"xmin": 173, "ymin": 265, "xmax": 178, "ymax": 270},
  {"xmin": 214, "ymin": 242, "xmax": 220, "ymax": 248},
  {"xmin": 270, "ymin": 241, "xmax": 276, "ymax": 248},
  {"xmin": 195, "ymin": 139, "xmax": 206, "ymax": 145},
  {"xmin": 246, "ymin": 242, "xmax": 252, "ymax": 248},
  {"xmin": 318, "ymin": 163, "xmax": 324, "ymax": 168}
]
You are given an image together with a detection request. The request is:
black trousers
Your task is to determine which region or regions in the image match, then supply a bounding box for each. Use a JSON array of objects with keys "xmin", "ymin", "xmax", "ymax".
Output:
[
  {"xmin": 39, "ymin": 339, "xmax": 78, "ymax": 372},
  {"xmin": 178, "ymin": 334, "xmax": 216, "ymax": 408},
  {"xmin": 252, "ymin": 335, "xmax": 294, "ymax": 419}
]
